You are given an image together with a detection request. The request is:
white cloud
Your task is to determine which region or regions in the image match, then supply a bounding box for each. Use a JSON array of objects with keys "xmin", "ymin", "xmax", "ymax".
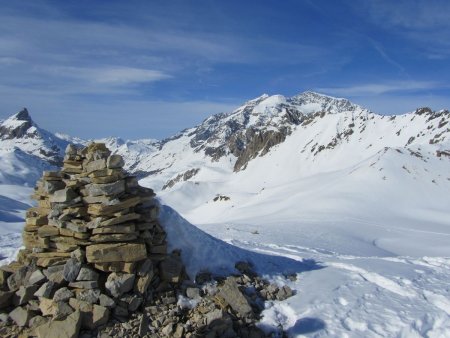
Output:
[
  {"xmin": 317, "ymin": 81, "xmax": 439, "ymax": 96},
  {"xmin": 356, "ymin": 0, "xmax": 450, "ymax": 57},
  {"xmin": 39, "ymin": 66, "xmax": 171, "ymax": 86}
]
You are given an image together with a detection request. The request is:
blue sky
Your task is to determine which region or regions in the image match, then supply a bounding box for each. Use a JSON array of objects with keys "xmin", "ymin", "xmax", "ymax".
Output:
[{"xmin": 0, "ymin": 0, "xmax": 449, "ymax": 139}]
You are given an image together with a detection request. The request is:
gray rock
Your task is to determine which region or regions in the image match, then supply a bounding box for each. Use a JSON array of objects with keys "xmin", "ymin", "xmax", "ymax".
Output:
[
  {"xmin": 186, "ymin": 287, "xmax": 201, "ymax": 300},
  {"xmin": 90, "ymin": 304, "xmax": 109, "ymax": 329},
  {"xmin": 28, "ymin": 269, "xmax": 47, "ymax": 285},
  {"xmin": 105, "ymin": 273, "xmax": 135, "ymax": 298},
  {"xmin": 9, "ymin": 306, "xmax": 32, "ymax": 327},
  {"xmin": 0, "ymin": 312, "xmax": 8, "ymax": 322},
  {"xmin": 34, "ymin": 281, "xmax": 55, "ymax": 298},
  {"xmin": 7, "ymin": 266, "xmax": 27, "ymax": 291},
  {"xmin": 53, "ymin": 287, "xmax": 74, "ymax": 302},
  {"xmin": 63, "ymin": 258, "xmax": 82, "ymax": 282},
  {"xmin": 162, "ymin": 323, "xmax": 174, "ymax": 336},
  {"xmin": 46, "ymin": 264, "xmax": 65, "ymax": 275},
  {"xmin": 99, "ymin": 294, "xmax": 116, "ymax": 308},
  {"xmin": 276, "ymin": 285, "xmax": 293, "ymax": 301},
  {"xmin": 76, "ymin": 267, "xmax": 99, "ymax": 281},
  {"xmin": 174, "ymin": 324, "xmax": 185, "ymax": 338},
  {"xmin": 107, "ymin": 155, "xmax": 124, "ymax": 169},
  {"xmin": 205, "ymin": 309, "xmax": 226, "ymax": 325},
  {"xmin": 218, "ymin": 277, "xmax": 253, "ymax": 318},
  {"xmin": 14, "ymin": 284, "xmax": 39, "ymax": 306},
  {"xmin": 53, "ymin": 301, "xmax": 74, "ymax": 320},
  {"xmin": 85, "ymin": 159, "xmax": 106, "ymax": 174},
  {"xmin": 29, "ymin": 315, "xmax": 48, "ymax": 328},
  {"xmin": 70, "ymin": 248, "xmax": 86, "ymax": 263},
  {"xmin": 35, "ymin": 310, "xmax": 82, "ymax": 338},
  {"xmin": 69, "ymin": 281, "xmax": 99, "ymax": 289},
  {"xmin": 76, "ymin": 289, "xmax": 101, "ymax": 304},
  {"xmin": 85, "ymin": 180, "xmax": 125, "ymax": 197},
  {"xmin": 50, "ymin": 188, "xmax": 78, "ymax": 203}
]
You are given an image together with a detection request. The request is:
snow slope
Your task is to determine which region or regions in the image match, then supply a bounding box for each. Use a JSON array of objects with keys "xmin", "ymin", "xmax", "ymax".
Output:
[
  {"xmin": 0, "ymin": 93, "xmax": 450, "ymax": 337},
  {"xmin": 136, "ymin": 92, "xmax": 450, "ymax": 337}
]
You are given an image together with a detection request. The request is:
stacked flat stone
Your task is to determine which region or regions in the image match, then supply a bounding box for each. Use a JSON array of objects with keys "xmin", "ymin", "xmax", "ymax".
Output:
[{"xmin": 0, "ymin": 143, "xmax": 184, "ymax": 336}]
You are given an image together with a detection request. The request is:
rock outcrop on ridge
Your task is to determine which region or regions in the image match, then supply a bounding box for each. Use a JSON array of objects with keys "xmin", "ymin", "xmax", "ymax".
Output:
[{"xmin": 0, "ymin": 143, "xmax": 293, "ymax": 338}]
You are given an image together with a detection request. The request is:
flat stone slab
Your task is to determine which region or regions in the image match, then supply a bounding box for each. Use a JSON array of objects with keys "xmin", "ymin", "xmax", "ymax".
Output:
[{"xmin": 86, "ymin": 243, "xmax": 147, "ymax": 263}]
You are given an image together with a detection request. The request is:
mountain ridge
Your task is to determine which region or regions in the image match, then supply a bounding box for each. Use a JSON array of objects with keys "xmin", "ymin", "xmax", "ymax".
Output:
[{"xmin": 1, "ymin": 91, "xmax": 449, "ymax": 188}]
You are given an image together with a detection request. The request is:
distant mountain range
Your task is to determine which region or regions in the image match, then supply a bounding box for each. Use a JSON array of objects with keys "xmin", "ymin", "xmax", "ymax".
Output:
[{"xmin": 1, "ymin": 92, "xmax": 449, "ymax": 228}]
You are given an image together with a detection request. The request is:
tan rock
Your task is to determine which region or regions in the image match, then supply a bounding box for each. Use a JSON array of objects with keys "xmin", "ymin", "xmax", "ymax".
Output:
[
  {"xmin": 37, "ymin": 225, "xmax": 59, "ymax": 237},
  {"xmin": 39, "ymin": 297, "xmax": 55, "ymax": 316},
  {"xmin": 86, "ymin": 243, "xmax": 147, "ymax": 263},
  {"xmin": 32, "ymin": 252, "xmax": 72, "ymax": 258},
  {"xmin": 92, "ymin": 224, "xmax": 136, "ymax": 234},
  {"xmin": 49, "ymin": 188, "xmax": 78, "ymax": 203},
  {"xmin": 87, "ymin": 196, "xmax": 141, "ymax": 216},
  {"xmin": 35, "ymin": 310, "xmax": 81, "ymax": 338},
  {"xmin": 84, "ymin": 159, "xmax": 106, "ymax": 174},
  {"xmin": 26, "ymin": 216, "xmax": 48, "ymax": 226},
  {"xmin": 43, "ymin": 171, "xmax": 64, "ymax": 179},
  {"xmin": 91, "ymin": 174, "xmax": 123, "ymax": 184},
  {"xmin": 26, "ymin": 207, "xmax": 50, "ymax": 217},
  {"xmin": 37, "ymin": 257, "xmax": 69, "ymax": 268}
]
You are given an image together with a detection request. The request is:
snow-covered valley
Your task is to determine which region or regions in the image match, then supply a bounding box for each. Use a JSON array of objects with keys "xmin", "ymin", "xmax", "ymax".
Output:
[{"xmin": 0, "ymin": 92, "xmax": 449, "ymax": 337}]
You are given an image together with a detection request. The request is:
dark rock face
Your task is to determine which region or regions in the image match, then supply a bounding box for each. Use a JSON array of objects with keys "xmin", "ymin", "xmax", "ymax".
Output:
[
  {"xmin": 162, "ymin": 168, "xmax": 200, "ymax": 190},
  {"xmin": 186, "ymin": 109, "xmax": 299, "ymax": 171},
  {"xmin": 232, "ymin": 128, "xmax": 289, "ymax": 171},
  {"xmin": 0, "ymin": 109, "xmax": 34, "ymax": 140}
]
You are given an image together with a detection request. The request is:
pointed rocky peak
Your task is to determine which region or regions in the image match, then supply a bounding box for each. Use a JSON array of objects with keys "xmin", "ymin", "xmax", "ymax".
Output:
[
  {"xmin": 15, "ymin": 108, "xmax": 32, "ymax": 122},
  {"xmin": 0, "ymin": 108, "xmax": 37, "ymax": 140}
]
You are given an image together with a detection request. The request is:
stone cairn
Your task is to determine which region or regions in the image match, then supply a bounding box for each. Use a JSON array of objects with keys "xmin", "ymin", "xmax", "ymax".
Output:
[{"xmin": 0, "ymin": 143, "xmax": 293, "ymax": 338}]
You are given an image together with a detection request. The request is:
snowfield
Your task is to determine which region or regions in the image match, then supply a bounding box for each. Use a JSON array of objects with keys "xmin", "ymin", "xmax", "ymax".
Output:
[{"xmin": 1, "ymin": 93, "xmax": 449, "ymax": 336}]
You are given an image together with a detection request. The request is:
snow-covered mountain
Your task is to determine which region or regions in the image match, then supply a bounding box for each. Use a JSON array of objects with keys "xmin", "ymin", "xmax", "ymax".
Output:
[
  {"xmin": 1, "ymin": 92, "xmax": 450, "ymax": 336},
  {"xmin": 0, "ymin": 108, "xmax": 72, "ymax": 185},
  {"xmin": 136, "ymin": 91, "xmax": 450, "ymax": 194}
]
